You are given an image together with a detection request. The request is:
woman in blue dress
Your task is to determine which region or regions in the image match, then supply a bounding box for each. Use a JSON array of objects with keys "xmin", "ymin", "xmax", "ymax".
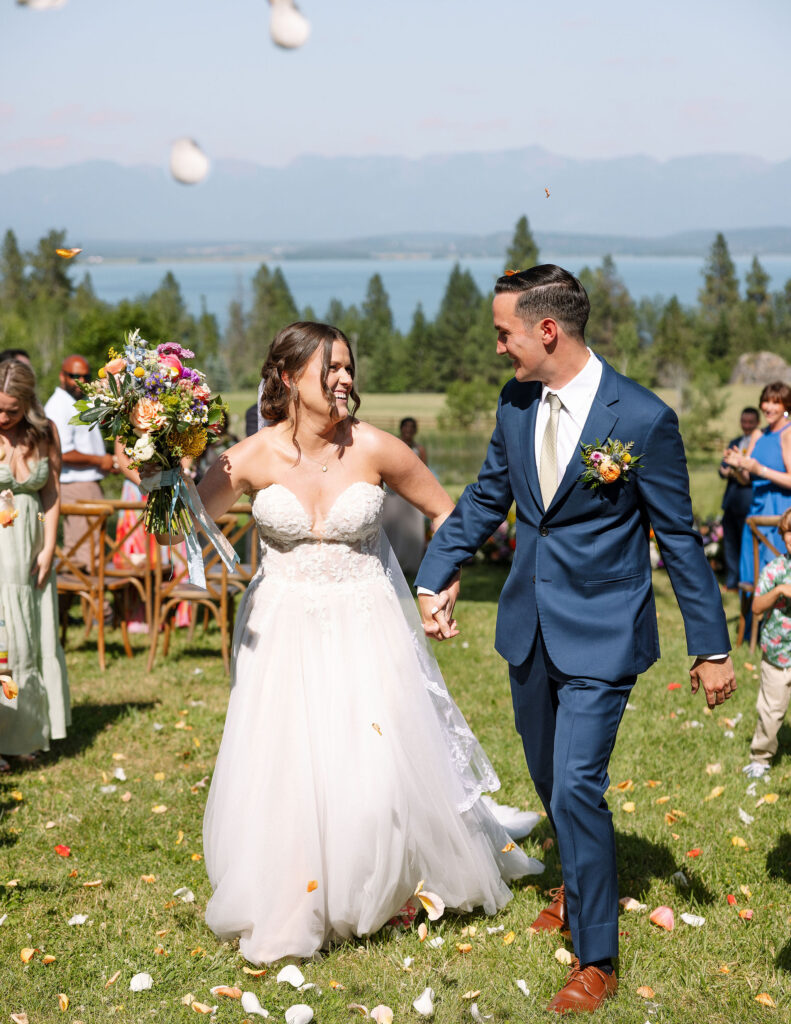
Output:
[{"xmin": 724, "ymin": 381, "xmax": 791, "ymax": 586}]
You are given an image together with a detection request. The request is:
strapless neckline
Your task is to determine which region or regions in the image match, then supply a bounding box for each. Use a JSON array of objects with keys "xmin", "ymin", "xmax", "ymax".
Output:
[{"xmin": 255, "ymin": 480, "xmax": 382, "ymax": 537}]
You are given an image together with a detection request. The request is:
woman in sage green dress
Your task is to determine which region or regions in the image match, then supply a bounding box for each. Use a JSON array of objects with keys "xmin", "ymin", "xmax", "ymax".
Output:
[{"xmin": 0, "ymin": 359, "xmax": 70, "ymax": 769}]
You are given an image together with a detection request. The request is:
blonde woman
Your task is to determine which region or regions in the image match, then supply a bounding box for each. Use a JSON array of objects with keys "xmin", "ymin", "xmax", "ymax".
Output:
[{"xmin": 0, "ymin": 360, "xmax": 70, "ymax": 768}]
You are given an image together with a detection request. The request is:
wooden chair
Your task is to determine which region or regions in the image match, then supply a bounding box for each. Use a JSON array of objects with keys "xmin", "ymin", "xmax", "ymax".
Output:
[
  {"xmin": 146, "ymin": 514, "xmax": 236, "ymax": 674},
  {"xmin": 191, "ymin": 502, "xmax": 259, "ymax": 643},
  {"xmin": 737, "ymin": 514, "xmax": 781, "ymax": 649},
  {"xmin": 55, "ymin": 503, "xmax": 112, "ymax": 670},
  {"xmin": 101, "ymin": 499, "xmax": 153, "ymax": 657}
]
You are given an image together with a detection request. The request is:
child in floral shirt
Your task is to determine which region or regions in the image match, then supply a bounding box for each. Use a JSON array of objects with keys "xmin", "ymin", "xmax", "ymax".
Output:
[{"xmin": 743, "ymin": 507, "xmax": 791, "ymax": 778}]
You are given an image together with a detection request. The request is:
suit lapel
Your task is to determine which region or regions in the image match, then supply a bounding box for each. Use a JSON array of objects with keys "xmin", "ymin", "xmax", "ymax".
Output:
[
  {"xmin": 517, "ymin": 384, "xmax": 544, "ymax": 514},
  {"xmin": 545, "ymin": 359, "xmax": 620, "ymax": 516}
]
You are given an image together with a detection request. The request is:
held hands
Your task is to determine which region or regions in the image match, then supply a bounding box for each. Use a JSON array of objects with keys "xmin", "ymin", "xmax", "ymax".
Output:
[
  {"xmin": 689, "ymin": 656, "xmax": 737, "ymax": 708},
  {"xmin": 418, "ymin": 573, "xmax": 461, "ymax": 642}
]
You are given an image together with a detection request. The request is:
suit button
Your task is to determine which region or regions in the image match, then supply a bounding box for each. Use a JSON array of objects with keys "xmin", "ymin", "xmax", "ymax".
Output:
[{"xmin": 539, "ymin": 526, "xmax": 549, "ymax": 537}]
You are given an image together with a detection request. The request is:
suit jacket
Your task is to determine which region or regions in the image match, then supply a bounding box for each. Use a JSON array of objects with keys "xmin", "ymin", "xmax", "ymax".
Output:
[{"xmin": 416, "ymin": 359, "xmax": 731, "ymax": 678}]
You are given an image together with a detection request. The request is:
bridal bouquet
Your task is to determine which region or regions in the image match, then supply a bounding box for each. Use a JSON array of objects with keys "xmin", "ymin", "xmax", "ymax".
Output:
[{"xmin": 71, "ymin": 329, "xmax": 238, "ymax": 586}]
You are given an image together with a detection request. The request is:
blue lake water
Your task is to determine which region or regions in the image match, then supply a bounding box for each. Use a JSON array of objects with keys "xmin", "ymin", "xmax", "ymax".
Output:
[{"xmin": 80, "ymin": 254, "xmax": 791, "ymax": 333}]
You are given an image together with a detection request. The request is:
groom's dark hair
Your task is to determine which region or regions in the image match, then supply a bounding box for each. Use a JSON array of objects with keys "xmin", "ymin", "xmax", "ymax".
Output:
[{"xmin": 494, "ymin": 264, "xmax": 590, "ymax": 341}]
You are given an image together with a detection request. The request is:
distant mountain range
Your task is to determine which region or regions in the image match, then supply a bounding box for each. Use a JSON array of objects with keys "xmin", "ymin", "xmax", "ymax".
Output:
[{"xmin": 2, "ymin": 146, "xmax": 790, "ymax": 254}]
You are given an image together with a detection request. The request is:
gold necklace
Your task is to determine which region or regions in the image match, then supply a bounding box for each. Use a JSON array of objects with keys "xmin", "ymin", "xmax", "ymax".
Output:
[{"xmin": 301, "ymin": 445, "xmax": 337, "ymax": 472}]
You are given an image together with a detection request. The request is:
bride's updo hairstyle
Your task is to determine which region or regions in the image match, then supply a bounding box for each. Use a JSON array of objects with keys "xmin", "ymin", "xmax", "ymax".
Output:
[
  {"xmin": 0, "ymin": 358, "xmax": 53, "ymax": 454},
  {"xmin": 259, "ymin": 321, "xmax": 361, "ymax": 443}
]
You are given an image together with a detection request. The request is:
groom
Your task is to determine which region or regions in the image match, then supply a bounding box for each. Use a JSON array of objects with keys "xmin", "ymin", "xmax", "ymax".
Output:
[{"xmin": 416, "ymin": 265, "xmax": 735, "ymax": 1013}]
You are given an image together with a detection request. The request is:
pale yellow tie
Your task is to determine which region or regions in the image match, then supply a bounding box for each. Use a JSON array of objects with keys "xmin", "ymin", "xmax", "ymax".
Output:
[{"xmin": 539, "ymin": 393, "xmax": 562, "ymax": 508}]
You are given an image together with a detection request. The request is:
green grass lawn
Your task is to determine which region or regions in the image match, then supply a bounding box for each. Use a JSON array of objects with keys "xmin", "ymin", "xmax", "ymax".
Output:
[{"xmin": 0, "ymin": 571, "xmax": 788, "ymax": 1022}]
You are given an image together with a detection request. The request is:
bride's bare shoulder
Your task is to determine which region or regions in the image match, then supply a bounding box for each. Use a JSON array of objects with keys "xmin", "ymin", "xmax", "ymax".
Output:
[{"xmin": 221, "ymin": 425, "xmax": 284, "ymax": 488}]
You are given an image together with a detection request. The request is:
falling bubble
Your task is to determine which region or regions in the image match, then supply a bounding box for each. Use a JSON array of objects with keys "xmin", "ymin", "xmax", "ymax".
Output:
[
  {"xmin": 269, "ymin": 0, "xmax": 311, "ymax": 49},
  {"xmin": 169, "ymin": 138, "xmax": 210, "ymax": 185}
]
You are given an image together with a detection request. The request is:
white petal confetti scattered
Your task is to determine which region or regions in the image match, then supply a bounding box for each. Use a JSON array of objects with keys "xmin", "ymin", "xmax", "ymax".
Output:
[
  {"xmin": 680, "ymin": 913, "xmax": 706, "ymax": 927},
  {"xmin": 516, "ymin": 979, "xmax": 530, "ymax": 996},
  {"xmin": 724, "ymin": 730, "xmax": 735, "ymax": 739},
  {"xmin": 298, "ymin": 983, "xmax": 321, "ymax": 995},
  {"xmin": 241, "ymin": 990, "xmax": 270, "ymax": 1017},
  {"xmin": 671, "ymin": 871, "xmax": 689, "ymax": 887},
  {"xmin": 427, "ymin": 936, "xmax": 444, "ymax": 948},
  {"xmin": 170, "ymin": 138, "xmax": 210, "ymax": 185},
  {"xmin": 619, "ymin": 897, "xmax": 647, "ymax": 912},
  {"xmin": 371, "ymin": 1005, "xmax": 394, "ymax": 1024},
  {"xmin": 129, "ymin": 972, "xmax": 154, "ymax": 991},
  {"xmin": 625, "ymin": 701, "xmax": 637, "ymax": 710},
  {"xmin": 486, "ymin": 925, "xmax": 504, "ymax": 934},
  {"xmin": 738, "ymin": 807, "xmax": 755, "ymax": 825},
  {"xmin": 173, "ymin": 887, "xmax": 195, "ymax": 903},
  {"xmin": 152, "ymin": 722, "xmax": 164, "ymax": 731},
  {"xmin": 67, "ymin": 914, "xmax": 88, "ymax": 926},
  {"xmin": 100, "ymin": 785, "xmax": 117, "ymax": 794},
  {"xmin": 403, "ymin": 956, "xmax": 414, "ymax": 968},
  {"xmin": 113, "ymin": 767, "xmax": 127, "ymax": 781},
  {"xmin": 461, "ymin": 641, "xmax": 470, "ymax": 649},
  {"xmin": 412, "ymin": 987, "xmax": 435, "ymax": 1017},
  {"xmin": 277, "ymin": 965, "xmax": 306, "ymax": 988},
  {"xmin": 18, "ymin": 0, "xmax": 69, "ymax": 10},
  {"xmin": 192, "ymin": 669, "xmax": 204, "ymax": 677},
  {"xmin": 415, "ymin": 888, "xmax": 445, "ymax": 921},
  {"xmin": 0, "ymin": 913, "xmax": 7, "ymax": 926},
  {"xmin": 285, "ymin": 1004, "xmax": 314, "ymax": 1024},
  {"xmin": 470, "ymin": 1003, "xmax": 492, "ymax": 1022},
  {"xmin": 746, "ymin": 782, "xmax": 757, "ymax": 796},
  {"xmin": 555, "ymin": 948, "xmax": 574, "ymax": 965},
  {"xmin": 269, "ymin": 0, "xmax": 311, "ymax": 49}
]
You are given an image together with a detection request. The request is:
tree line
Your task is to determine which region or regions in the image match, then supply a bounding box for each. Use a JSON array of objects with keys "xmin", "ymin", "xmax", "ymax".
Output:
[{"xmin": 2, "ymin": 221, "xmax": 791, "ymax": 438}]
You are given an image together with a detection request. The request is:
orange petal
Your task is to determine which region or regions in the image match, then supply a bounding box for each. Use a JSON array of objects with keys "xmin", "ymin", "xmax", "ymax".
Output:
[
  {"xmin": 105, "ymin": 970, "xmax": 121, "ymax": 988},
  {"xmin": 503, "ymin": 930, "xmax": 516, "ymax": 945},
  {"xmin": 42, "ymin": 955, "xmax": 56, "ymax": 965},
  {"xmin": 656, "ymin": 796, "xmax": 670, "ymax": 804},
  {"xmin": 762, "ymin": 793, "xmax": 779, "ymax": 804},
  {"xmin": 307, "ymin": 880, "xmax": 318, "ymax": 893},
  {"xmin": 705, "ymin": 786, "xmax": 725, "ymax": 801},
  {"xmin": 417, "ymin": 922, "xmax": 428, "ymax": 942},
  {"xmin": 649, "ymin": 905, "xmax": 674, "ymax": 930},
  {"xmin": 191, "ymin": 1002, "xmax": 215, "ymax": 1014},
  {"xmin": 243, "ymin": 966, "xmax": 267, "ymax": 976},
  {"xmin": 636, "ymin": 986, "xmax": 655, "ymax": 998},
  {"xmin": 456, "ymin": 943, "xmax": 472, "ymax": 953},
  {"xmin": 140, "ymin": 875, "xmax": 156, "ymax": 883},
  {"xmin": 622, "ymin": 802, "xmax": 636, "ymax": 813},
  {"xmin": 372, "ymin": 722, "xmax": 382, "ymax": 735},
  {"xmin": 57, "ymin": 994, "xmax": 69, "ymax": 1011},
  {"xmin": 686, "ymin": 848, "xmax": 702, "ymax": 857},
  {"xmin": 329, "ymin": 980, "xmax": 345, "ymax": 990},
  {"xmin": 210, "ymin": 986, "xmax": 242, "ymax": 999},
  {"xmin": 615, "ymin": 779, "xmax": 634, "ymax": 791},
  {"xmin": 738, "ymin": 909, "xmax": 754, "ymax": 920},
  {"xmin": 20, "ymin": 948, "xmax": 37, "ymax": 962},
  {"xmin": 54, "ymin": 844, "xmax": 71, "ymax": 857},
  {"xmin": 756, "ymin": 993, "xmax": 776, "ymax": 1007},
  {"xmin": 502, "ymin": 842, "xmax": 515, "ymax": 852},
  {"xmin": 55, "ymin": 248, "xmax": 82, "ymax": 259},
  {"xmin": 644, "ymin": 779, "xmax": 662, "ymax": 787},
  {"xmin": 462, "ymin": 991, "xmax": 482, "ymax": 999},
  {"xmin": 83, "ymin": 879, "xmax": 102, "ymax": 888}
]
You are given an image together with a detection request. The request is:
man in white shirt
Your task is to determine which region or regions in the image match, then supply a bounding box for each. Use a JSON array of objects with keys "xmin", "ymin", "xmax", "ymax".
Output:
[
  {"xmin": 416, "ymin": 264, "xmax": 735, "ymax": 1014},
  {"xmin": 45, "ymin": 355, "xmax": 118, "ymax": 565}
]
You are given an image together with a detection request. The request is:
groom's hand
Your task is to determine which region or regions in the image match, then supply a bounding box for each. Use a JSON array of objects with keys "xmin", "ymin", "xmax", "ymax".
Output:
[
  {"xmin": 689, "ymin": 656, "xmax": 737, "ymax": 708},
  {"xmin": 418, "ymin": 574, "xmax": 460, "ymax": 641}
]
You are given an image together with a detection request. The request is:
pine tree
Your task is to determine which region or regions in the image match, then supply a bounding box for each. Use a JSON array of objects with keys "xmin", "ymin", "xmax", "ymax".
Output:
[
  {"xmin": 248, "ymin": 264, "xmax": 298, "ymax": 351},
  {"xmin": 27, "ymin": 229, "xmax": 74, "ymax": 311},
  {"xmin": 146, "ymin": 271, "xmax": 190, "ymax": 343},
  {"xmin": 504, "ymin": 215, "xmax": 539, "ymax": 272},
  {"xmin": 0, "ymin": 229, "xmax": 27, "ymax": 309},
  {"xmin": 745, "ymin": 256, "xmax": 770, "ymax": 309},
  {"xmin": 433, "ymin": 264, "xmax": 484, "ymax": 386},
  {"xmin": 225, "ymin": 299, "xmax": 253, "ymax": 385},
  {"xmin": 699, "ymin": 232, "xmax": 739, "ymax": 316},
  {"xmin": 360, "ymin": 274, "xmax": 398, "ymax": 391},
  {"xmin": 577, "ymin": 255, "xmax": 635, "ymax": 359}
]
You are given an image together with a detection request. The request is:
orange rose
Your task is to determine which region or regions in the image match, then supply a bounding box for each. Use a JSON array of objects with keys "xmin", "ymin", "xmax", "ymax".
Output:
[
  {"xmin": 104, "ymin": 357, "xmax": 126, "ymax": 375},
  {"xmin": 598, "ymin": 458, "xmax": 621, "ymax": 484},
  {"xmin": 130, "ymin": 397, "xmax": 166, "ymax": 433}
]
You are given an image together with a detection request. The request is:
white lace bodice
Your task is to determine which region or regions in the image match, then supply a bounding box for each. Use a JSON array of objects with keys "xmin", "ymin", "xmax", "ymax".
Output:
[{"xmin": 251, "ymin": 480, "xmax": 387, "ymax": 586}]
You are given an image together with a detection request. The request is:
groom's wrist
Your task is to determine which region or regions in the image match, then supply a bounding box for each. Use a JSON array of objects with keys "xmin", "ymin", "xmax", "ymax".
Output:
[{"xmin": 416, "ymin": 586, "xmax": 437, "ymax": 596}]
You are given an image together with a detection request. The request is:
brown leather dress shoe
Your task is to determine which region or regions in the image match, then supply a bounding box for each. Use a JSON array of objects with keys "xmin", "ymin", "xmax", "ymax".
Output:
[
  {"xmin": 530, "ymin": 883, "xmax": 566, "ymax": 931},
  {"xmin": 546, "ymin": 959, "xmax": 618, "ymax": 1014}
]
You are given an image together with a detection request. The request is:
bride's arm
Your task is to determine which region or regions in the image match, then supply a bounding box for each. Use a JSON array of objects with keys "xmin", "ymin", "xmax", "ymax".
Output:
[{"xmin": 373, "ymin": 425, "xmax": 454, "ymax": 530}]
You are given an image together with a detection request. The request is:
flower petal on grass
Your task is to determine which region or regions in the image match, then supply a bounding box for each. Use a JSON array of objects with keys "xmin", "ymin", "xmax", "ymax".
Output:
[
  {"xmin": 277, "ymin": 965, "xmax": 305, "ymax": 987},
  {"xmin": 20, "ymin": 948, "xmax": 37, "ymax": 962},
  {"xmin": 503, "ymin": 930, "xmax": 516, "ymax": 945},
  {"xmin": 210, "ymin": 986, "xmax": 242, "ymax": 998},
  {"xmin": 151, "ymin": 805, "xmax": 167, "ymax": 814},
  {"xmin": 173, "ymin": 887, "xmax": 195, "ymax": 903},
  {"xmin": 671, "ymin": 871, "xmax": 689, "ymax": 887},
  {"xmin": 516, "ymin": 980, "xmax": 530, "ymax": 996},
  {"xmin": 619, "ymin": 897, "xmax": 647, "ymax": 912},
  {"xmin": 738, "ymin": 808, "xmax": 755, "ymax": 825},
  {"xmin": 502, "ymin": 842, "xmax": 515, "ymax": 852},
  {"xmin": 415, "ymin": 889, "xmax": 445, "ymax": 921},
  {"xmin": 129, "ymin": 972, "xmax": 153, "ymax": 991},
  {"xmin": 42, "ymin": 955, "xmax": 56, "ymax": 965},
  {"xmin": 462, "ymin": 991, "xmax": 481, "ymax": 1000},
  {"xmin": 428, "ymin": 937, "xmax": 444, "ymax": 948},
  {"xmin": 731, "ymin": 837, "xmax": 749, "ymax": 849},
  {"xmin": 705, "ymin": 786, "xmax": 725, "ymax": 801},
  {"xmin": 636, "ymin": 986, "xmax": 655, "ymax": 998},
  {"xmin": 649, "ymin": 906, "xmax": 674, "ymax": 930},
  {"xmin": 680, "ymin": 913, "xmax": 705, "ymax": 927},
  {"xmin": 413, "ymin": 987, "xmax": 435, "ymax": 1016},
  {"xmin": 456, "ymin": 943, "xmax": 473, "ymax": 953},
  {"xmin": 54, "ymin": 844, "xmax": 70, "ymax": 857},
  {"xmin": 615, "ymin": 779, "xmax": 634, "ymax": 791},
  {"xmin": 83, "ymin": 879, "xmax": 102, "ymax": 888},
  {"xmin": 191, "ymin": 1002, "xmax": 217, "ymax": 1015},
  {"xmin": 739, "ymin": 909, "xmax": 754, "ymax": 920},
  {"xmin": 740, "ymin": 885, "xmax": 752, "ymax": 898},
  {"xmin": 10, "ymin": 1014, "xmax": 29, "ymax": 1024},
  {"xmin": 417, "ymin": 923, "xmax": 428, "ymax": 942},
  {"xmin": 105, "ymin": 970, "xmax": 121, "ymax": 988},
  {"xmin": 371, "ymin": 1005, "xmax": 394, "ymax": 1024},
  {"xmin": 241, "ymin": 990, "xmax": 270, "ymax": 1017},
  {"xmin": 285, "ymin": 1006, "xmax": 313, "ymax": 1024},
  {"xmin": 756, "ymin": 993, "xmax": 776, "ymax": 1007},
  {"xmin": 705, "ymin": 763, "xmax": 722, "ymax": 775},
  {"xmin": 348, "ymin": 1004, "xmax": 369, "ymax": 1015},
  {"xmin": 243, "ymin": 967, "xmax": 268, "ymax": 976},
  {"xmin": 470, "ymin": 1003, "xmax": 491, "ymax": 1021},
  {"xmin": 67, "ymin": 914, "xmax": 88, "ymax": 926},
  {"xmin": 555, "ymin": 948, "xmax": 573, "ymax": 964},
  {"xmin": 762, "ymin": 793, "xmax": 779, "ymax": 804},
  {"xmin": 622, "ymin": 802, "xmax": 636, "ymax": 813},
  {"xmin": 686, "ymin": 849, "xmax": 702, "ymax": 858}
]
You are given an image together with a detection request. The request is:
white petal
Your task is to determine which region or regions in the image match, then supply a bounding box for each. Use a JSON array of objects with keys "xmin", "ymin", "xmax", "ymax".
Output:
[
  {"xmin": 169, "ymin": 138, "xmax": 210, "ymax": 186},
  {"xmin": 416, "ymin": 889, "xmax": 445, "ymax": 921},
  {"xmin": 0, "ymin": 914, "xmax": 7, "ymax": 926},
  {"xmin": 129, "ymin": 972, "xmax": 154, "ymax": 992},
  {"xmin": 241, "ymin": 991, "xmax": 270, "ymax": 1017},
  {"xmin": 670, "ymin": 871, "xmax": 689, "ymax": 887},
  {"xmin": 516, "ymin": 980, "xmax": 530, "ymax": 996},
  {"xmin": 269, "ymin": 0, "xmax": 311, "ymax": 49},
  {"xmin": 277, "ymin": 965, "xmax": 306, "ymax": 988},
  {"xmin": 100, "ymin": 785, "xmax": 117, "ymax": 794},
  {"xmin": 173, "ymin": 887, "xmax": 195, "ymax": 903},
  {"xmin": 18, "ymin": 0, "xmax": 69, "ymax": 9},
  {"xmin": 486, "ymin": 925, "xmax": 504, "ymax": 934},
  {"xmin": 113, "ymin": 767, "xmax": 127, "ymax": 781},
  {"xmin": 470, "ymin": 1003, "xmax": 491, "ymax": 1022},
  {"xmin": 412, "ymin": 987, "xmax": 435, "ymax": 1016},
  {"xmin": 67, "ymin": 914, "xmax": 88, "ymax": 926},
  {"xmin": 738, "ymin": 807, "xmax": 755, "ymax": 825},
  {"xmin": 371, "ymin": 1006, "xmax": 394, "ymax": 1024},
  {"xmin": 285, "ymin": 1004, "xmax": 313, "ymax": 1024},
  {"xmin": 427, "ymin": 936, "xmax": 444, "ymax": 948},
  {"xmin": 680, "ymin": 913, "xmax": 706, "ymax": 927},
  {"xmin": 403, "ymin": 956, "xmax": 414, "ymax": 968}
]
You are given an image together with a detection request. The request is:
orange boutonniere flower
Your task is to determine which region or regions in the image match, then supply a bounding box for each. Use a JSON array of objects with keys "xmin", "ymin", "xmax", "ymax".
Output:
[{"xmin": 580, "ymin": 438, "xmax": 642, "ymax": 488}]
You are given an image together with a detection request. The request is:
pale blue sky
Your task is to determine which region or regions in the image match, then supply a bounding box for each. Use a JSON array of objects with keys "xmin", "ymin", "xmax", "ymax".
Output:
[{"xmin": 1, "ymin": 0, "xmax": 789, "ymax": 171}]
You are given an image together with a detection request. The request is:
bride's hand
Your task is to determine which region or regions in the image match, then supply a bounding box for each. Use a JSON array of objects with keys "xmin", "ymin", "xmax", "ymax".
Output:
[{"xmin": 418, "ymin": 582, "xmax": 460, "ymax": 642}]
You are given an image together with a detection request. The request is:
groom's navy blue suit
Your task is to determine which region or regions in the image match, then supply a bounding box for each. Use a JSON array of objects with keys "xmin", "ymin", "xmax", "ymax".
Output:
[{"xmin": 416, "ymin": 357, "xmax": 730, "ymax": 963}]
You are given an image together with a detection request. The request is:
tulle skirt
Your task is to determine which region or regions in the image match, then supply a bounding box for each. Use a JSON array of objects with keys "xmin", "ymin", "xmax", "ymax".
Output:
[{"xmin": 203, "ymin": 570, "xmax": 534, "ymax": 964}]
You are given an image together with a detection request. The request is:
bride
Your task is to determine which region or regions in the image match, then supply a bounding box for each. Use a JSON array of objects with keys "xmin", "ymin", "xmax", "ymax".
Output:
[{"xmin": 181, "ymin": 321, "xmax": 541, "ymax": 964}]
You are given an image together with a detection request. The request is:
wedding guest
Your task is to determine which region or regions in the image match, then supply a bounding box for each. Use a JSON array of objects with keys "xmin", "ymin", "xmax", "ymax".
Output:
[
  {"xmin": 0, "ymin": 348, "xmax": 32, "ymax": 368},
  {"xmin": 44, "ymin": 355, "xmax": 118, "ymax": 566},
  {"xmin": 0, "ymin": 359, "xmax": 70, "ymax": 769},
  {"xmin": 719, "ymin": 407, "xmax": 761, "ymax": 590},
  {"xmin": 383, "ymin": 417, "xmax": 429, "ymax": 575},
  {"xmin": 399, "ymin": 416, "xmax": 427, "ymax": 464},
  {"xmin": 245, "ymin": 402, "xmax": 259, "ymax": 438},
  {"xmin": 743, "ymin": 507, "xmax": 791, "ymax": 779},
  {"xmin": 724, "ymin": 382, "xmax": 791, "ymax": 588}
]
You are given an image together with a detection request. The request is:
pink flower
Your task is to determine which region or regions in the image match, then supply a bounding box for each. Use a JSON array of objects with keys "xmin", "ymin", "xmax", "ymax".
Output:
[
  {"xmin": 130, "ymin": 397, "xmax": 166, "ymax": 434},
  {"xmin": 192, "ymin": 383, "xmax": 211, "ymax": 402},
  {"xmin": 159, "ymin": 354, "xmax": 183, "ymax": 377}
]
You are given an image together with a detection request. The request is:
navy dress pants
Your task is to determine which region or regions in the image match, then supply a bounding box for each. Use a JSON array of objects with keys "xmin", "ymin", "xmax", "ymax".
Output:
[{"xmin": 509, "ymin": 630, "xmax": 635, "ymax": 964}]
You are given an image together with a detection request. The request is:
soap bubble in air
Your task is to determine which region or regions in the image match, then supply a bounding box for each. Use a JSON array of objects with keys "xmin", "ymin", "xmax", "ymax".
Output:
[
  {"xmin": 17, "ymin": 0, "xmax": 69, "ymax": 9},
  {"xmin": 169, "ymin": 138, "xmax": 210, "ymax": 186},
  {"xmin": 269, "ymin": 0, "xmax": 311, "ymax": 50}
]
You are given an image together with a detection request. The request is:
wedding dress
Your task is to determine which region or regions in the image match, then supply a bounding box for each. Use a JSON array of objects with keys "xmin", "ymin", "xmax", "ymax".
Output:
[{"xmin": 203, "ymin": 480, "xmax": 541, "ymax": 964}]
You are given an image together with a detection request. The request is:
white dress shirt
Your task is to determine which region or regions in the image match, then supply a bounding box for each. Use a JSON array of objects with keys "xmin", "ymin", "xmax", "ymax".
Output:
[
  {"xmin": 535, "ymin": 349, "xmax": 602, "ymax": 486},
  {"xmin": 44, "ymin": 386, "xmax": 106, "ymax": 484}
]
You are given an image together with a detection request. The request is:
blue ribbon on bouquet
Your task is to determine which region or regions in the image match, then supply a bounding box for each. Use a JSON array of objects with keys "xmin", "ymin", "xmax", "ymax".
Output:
[{"xmin": 140, "ymin": 468, "xmax": 239, "ymax": 589}]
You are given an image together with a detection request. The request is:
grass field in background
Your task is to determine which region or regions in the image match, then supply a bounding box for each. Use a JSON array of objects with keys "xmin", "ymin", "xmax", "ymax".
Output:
[{"xmin": 0, "ymin": 572, "xmax": 788, "ymax": 1023}]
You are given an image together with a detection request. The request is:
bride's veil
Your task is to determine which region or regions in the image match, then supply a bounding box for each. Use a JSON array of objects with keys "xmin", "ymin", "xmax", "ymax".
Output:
[{"xmin": 377, "ymin": 528, "xmax": 501, "ymax": 813}]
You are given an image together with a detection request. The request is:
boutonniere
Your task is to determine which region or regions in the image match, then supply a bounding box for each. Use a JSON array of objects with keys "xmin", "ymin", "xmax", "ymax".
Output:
[{"xmin": 580, "ymin": 437, "xmax": 642, "ymax": 488}]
